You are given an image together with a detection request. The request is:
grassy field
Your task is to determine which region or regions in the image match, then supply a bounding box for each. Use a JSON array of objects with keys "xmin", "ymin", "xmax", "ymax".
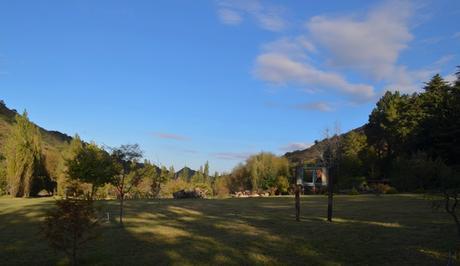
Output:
[{"xmin": 0, "ymin": 195, "xmax": 458, "ymax": 265}]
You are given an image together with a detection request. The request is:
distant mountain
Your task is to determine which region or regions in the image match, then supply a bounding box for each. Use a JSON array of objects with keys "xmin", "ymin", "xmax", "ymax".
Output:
[
  {"xmin": 283, "ymin": 126, "xmax": 364, "ymax": 164},
  {"xmin": 175, "ymin": 166, "xmax": 196, "ymax": 181}
]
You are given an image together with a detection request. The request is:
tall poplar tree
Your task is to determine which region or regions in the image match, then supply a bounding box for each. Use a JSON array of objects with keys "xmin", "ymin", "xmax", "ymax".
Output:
[{"xmin": 5, "ymin": 111, "xmax": 44, "ymax": 197}]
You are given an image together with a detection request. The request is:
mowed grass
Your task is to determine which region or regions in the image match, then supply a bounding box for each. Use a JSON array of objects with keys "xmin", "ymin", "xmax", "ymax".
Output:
[{"xmin": 0, "ymin": 195, "xmax": 458, "ymax": 265}]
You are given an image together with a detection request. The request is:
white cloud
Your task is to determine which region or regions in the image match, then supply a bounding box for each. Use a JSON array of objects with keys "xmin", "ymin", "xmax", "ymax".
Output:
[
  {"xmin": 306, "ymin": 0, "xmax": 413, "ymax": 81},
  {"xmin": 453, "ymin": 32, "xmax": 460, "ymax": 39},
  {"xmin": 254, "ymin": 8, "xmax": 286, "ymax": 31},
  {"xmin": 294, "ymin": 101, "xmax": 334, "ymax": 112},
  {"xmin": 218, "ymin": 8, "xmax": 243, "ymax": 25},
  {"xmin": 217, "ymin": 0, "xmax": 287, "ymax": 31},
  {"xmin": 254, "ymin": 52, "xmax": 375, "ymax": 101},
  {"xmin": 261, "ymin": 36, "xmax": 315, "ymax": 60},
  {"xmin": 279, "ymin": 142, "xmax": 312, "ymax": 152},
  {"xmin": 445, "ymin": 73, "xmax": 458, "ymax": 85}
]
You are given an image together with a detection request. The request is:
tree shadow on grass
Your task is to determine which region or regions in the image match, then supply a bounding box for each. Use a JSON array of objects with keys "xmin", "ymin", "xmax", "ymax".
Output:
[
  {"xmin": 0, "ymin": 195, "xmax": 458, "ymax": 265},
  {"xmin": 110, "ymin": 196, "xmax": 459, "ymax": 265},
  {"xmin": 0, "ymin": 197, "xmax": 66, "ymax": 265}
]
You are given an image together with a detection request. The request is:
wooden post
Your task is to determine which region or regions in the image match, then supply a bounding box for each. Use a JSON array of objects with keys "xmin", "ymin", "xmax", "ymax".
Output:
[
  {"xmin": 327, "ymin": 169, "xmax": 333, "ymax": 222},
  {"xmin": 295, "ymin": 185, "xmax": 301, "ymax": 222}
]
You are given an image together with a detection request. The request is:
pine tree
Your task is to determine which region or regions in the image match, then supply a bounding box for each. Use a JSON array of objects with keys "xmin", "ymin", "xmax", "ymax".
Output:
[{"xmin": 5, "ymin": 111, "xmax": 44, "ymax": 197}]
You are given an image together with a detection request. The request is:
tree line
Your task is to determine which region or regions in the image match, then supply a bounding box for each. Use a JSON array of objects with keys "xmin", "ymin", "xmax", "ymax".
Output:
[
  {"xmin": 1, "ymin": 69, "xmax": 459, "ymax": 197},
  {"xmin": 225, "ymin": 70, "xmax": 460, "ymax": 194}
]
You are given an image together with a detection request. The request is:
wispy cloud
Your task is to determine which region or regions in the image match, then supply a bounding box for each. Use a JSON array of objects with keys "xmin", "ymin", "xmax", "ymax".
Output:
[
  {"xmin": 153, "ymin": 132, "xmax": 190, "ymax": 141},
  {"xmin": 217, "ymin": 0, "xmax": 287, "ymax": 31},
  {"xmin": 218, "ymin": 8, "xmax": 243, "ymax": 25},
  {"xmin": 279, "ymin": 142, "xmax": 312, "ymax": 153},
  {"xmin": 212, "ymin": 152, "xmax": 253, "ymax": 160},
  {"xmin": 254, "ymin": 52, "xmax": 375, "ymax": 102},
  {"xmin": 434, "ymin": 54, "xmax": 455, "ymax": 67},
  {"xmin": 293, "ymin": 102, "xmax": 334, "ymax": 112}
]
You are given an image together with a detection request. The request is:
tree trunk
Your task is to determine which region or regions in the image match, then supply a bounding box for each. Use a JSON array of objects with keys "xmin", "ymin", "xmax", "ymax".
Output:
[
  {"xmin": 295, "ymin": 185, "xmax": 301, "ymax": 222},
  {"xmin": 327, "ymin": 171, "xmax": 333, "ymax": 222},
  {"xmin": 119, "ymin": 193, "xmax": 124, "ymax": 225}
]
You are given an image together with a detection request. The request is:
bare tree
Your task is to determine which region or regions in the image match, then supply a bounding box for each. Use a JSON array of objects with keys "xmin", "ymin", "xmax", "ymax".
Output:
[{"xmin": 322, "ymin": 123, "xmax": 341, "ymax": 222}]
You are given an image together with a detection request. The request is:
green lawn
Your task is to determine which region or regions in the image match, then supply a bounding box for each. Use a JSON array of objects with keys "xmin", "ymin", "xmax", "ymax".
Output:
[{"xmin": 0, "ymin": 195, "xmax": 458, "ymax": 265}]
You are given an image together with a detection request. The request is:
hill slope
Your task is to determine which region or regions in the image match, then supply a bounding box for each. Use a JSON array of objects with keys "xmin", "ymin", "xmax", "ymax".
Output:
[
  {"xmin": 0, "ymin": 100, "xmax": 72, "ymax": 167},
  {"xmin": 283, "ymin": 126, "xmax": 364, "ymax": 164}
]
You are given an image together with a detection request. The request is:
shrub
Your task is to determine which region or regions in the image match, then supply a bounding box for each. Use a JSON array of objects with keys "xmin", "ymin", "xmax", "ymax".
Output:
[
  {"xmin": 349, "ymin": 187, "xmax": 360, "ymax": 195},
  {"xmin": 275, "ymin": 175, "xmax": 290, "ymax": 195},
  {"xmin": 338, "ymin": 175, "xmax": 366, "ymax": 190},
  {"xmin": 386, "ymin": 187, "xmax": 398, "ymax": 194},
  {"xmin": 158, "ymin": 179, "xmax": 192, "ymax": 198},
  {"xmin": 193, "ymin": 182, "xmax": 213, "ymax": 197},
  {"xmin": 212, "ymin": 177, "xmax": 229, "ymax": 198},
  {"xmin": 42, "ymin": 199, "xmax": 100, "ymax": 266},
  {"xmin": 372, "ymin": 184, "xmax": 398, "ymax": 195}
]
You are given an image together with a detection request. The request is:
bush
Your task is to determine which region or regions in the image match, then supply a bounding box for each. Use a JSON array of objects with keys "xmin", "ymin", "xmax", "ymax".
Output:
[
  {"xmin": 158, "ymin": 179, "xmax": 192, "ymax": 198},
  {"xmin": 42, "ymin": 199, "xmax": 100, "ymax": 265},
  {"xmin": 349, "ymin": 187, "xmax": 360, "ymax": 195},
  {"xmin": 193, "ymin": 182, "xmax": 212, "ymax": 197},
  {"xmin": 338, "ymin": 175, "xmax": 366, "ymax": 190},
  {"xmin": 94, "ymin": 183, "xmax": 117, "ymax": 200},
  {"xmin": 372, "ymin": 184, "xmax": 398, "ymax": 195},
  {"xmin": 275, "ymin": 175, "xmax": 290, "ymax": 195},
  {"xmin": 386, "ymin": 187, "xmax": 398, "ymax": 194},
  {"xmin": 212, "ymin": 177, "xmax": 229, "ymax": 198},
  {"xmin": 389, "ymin": 152, "xmax": 454, "ymax": 191}
]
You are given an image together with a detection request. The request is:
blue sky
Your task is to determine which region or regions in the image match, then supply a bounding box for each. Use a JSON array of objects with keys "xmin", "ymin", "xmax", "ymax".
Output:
[{"xmin": 0, "ymin": 0, "xmax": 459, "ymax": 173}]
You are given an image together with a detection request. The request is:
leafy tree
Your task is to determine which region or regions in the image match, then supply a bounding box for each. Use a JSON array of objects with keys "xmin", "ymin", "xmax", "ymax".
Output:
[
  {"xmin": 168, "ymin": 165, "xmax": 175, "ymax": 180},
  {"xmin": 66, "ymin": 143, "xmax": 114, "ymax": 199},
  {"xmin": 5, "ymin": 111, "xmax": 46, "ymax": 197},
  {"xmin": 109, "ymin": 144, "xmax": 143, "ymax": 224},
  {"xmin": 42, "ymin": 199, "xmax": 99, "ymax": 266},
  {"xmin": 179, "ymin": 167, "xmax": 189, "ymax": 182},
  {"xmin": 203, "ymin": 161, "xmax": 210, "ymax": 183},
  {"xmin": 57, "ymin": 135, "xmax": 84, "ymax": 196},
  {"xmin": 213, "ymin": 171, "xmax": 219, "ymax": 183},
  {"xmin": 338, "ymin": 132, "xmax": 367, "ymax": 188},
  {"xmin": 229, "ymin": 152, "xmax": 289, "ymax": 193},
  {"xmin": 191, "ymin": 171, "xmax": 204, "ymax": 184},
  {"xmin": 140, "ymin": 161, "xmax": 167, "ymax": 198}
]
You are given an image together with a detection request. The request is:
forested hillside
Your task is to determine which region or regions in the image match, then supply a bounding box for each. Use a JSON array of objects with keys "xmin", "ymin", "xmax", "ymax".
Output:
[
  {"xmin": 281, "ymin": 72, "xmax": 460, "ymax": 192},
  {"xmin": 0, "ymin": 100, "xmax": 72, "ymax": 150}
]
